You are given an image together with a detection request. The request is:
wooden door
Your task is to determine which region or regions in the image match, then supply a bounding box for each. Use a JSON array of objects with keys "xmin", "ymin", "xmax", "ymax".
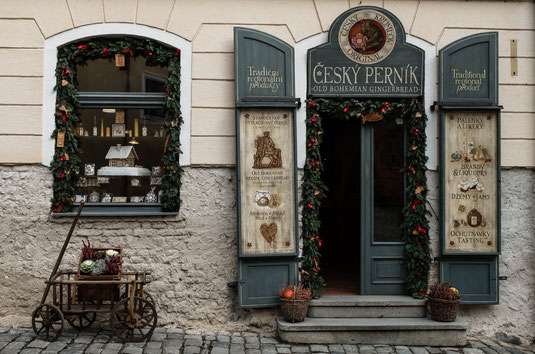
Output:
[{"xmin": 361, "ymin": 119, "xmax": 407, "ymax": 294}]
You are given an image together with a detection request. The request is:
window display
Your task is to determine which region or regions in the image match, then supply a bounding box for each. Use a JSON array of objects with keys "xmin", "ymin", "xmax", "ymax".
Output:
[{"xmin": 74, "ymin": 55, "xmax": 169, "ymax": 206}]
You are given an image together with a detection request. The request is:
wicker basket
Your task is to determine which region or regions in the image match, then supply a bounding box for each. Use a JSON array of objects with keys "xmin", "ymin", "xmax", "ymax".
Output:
[
  {"xmin": 280, "ymin": 298, "xmax": 310, "ymax": 323},
  {"xmin": 428, "ymin": 297, "xmax": 461, "ymax": 322}
]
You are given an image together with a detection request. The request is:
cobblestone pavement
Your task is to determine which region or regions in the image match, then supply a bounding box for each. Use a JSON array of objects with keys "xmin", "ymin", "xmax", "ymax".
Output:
[{"xmin": 0, "ymin": 326, "xmax": 533, "ymax": 354}]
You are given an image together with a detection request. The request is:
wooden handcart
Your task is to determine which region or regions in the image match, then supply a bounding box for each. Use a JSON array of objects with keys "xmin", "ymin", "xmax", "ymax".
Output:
[{"xmin": 32, "ymin": 204, "xmax": 157, "ymax": 342}]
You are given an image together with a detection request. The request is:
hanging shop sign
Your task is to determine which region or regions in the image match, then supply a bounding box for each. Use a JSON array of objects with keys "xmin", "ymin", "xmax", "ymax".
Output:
[
  {"xmin": 238, "ymin": 109, "xmax": 297, "ymax": 255},
  {"xmin": 307, "ymin": 6, "xmax": 424, "ymax": 97}
]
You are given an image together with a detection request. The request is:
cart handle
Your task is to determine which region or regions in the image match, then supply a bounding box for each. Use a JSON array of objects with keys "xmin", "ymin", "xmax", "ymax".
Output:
[{"xmin": 40, "ymin": 203, "xmax": 84, "ymax": 305}]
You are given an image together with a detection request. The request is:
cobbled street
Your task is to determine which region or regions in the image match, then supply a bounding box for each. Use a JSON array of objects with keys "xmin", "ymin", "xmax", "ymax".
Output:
[{"xmin": 0, "ymin": 326, "xmax": 533, "ymax": 354}]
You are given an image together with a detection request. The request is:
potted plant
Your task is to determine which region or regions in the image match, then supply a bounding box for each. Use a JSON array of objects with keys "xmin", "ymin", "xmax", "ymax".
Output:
[
  {"xmin": 77, "ymin": 240, "xmax": 123, "ymax": 280},
  {"xmin": 427, "ymin": 282, "xmax": 461, "ymax": 322},
  {"xmin": 279, "ymin": 284, "xmax": 312, "ymax": 323},
  {"xmin": 77, "ymin": 240, "xmax": 123, "ymax": 302}
]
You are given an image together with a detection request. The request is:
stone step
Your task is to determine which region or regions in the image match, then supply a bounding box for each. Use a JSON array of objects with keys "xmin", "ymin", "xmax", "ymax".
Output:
[
  {"xmin": 277, "ymin": 316, "xmax": 468, "ymax": 346},
  {"xmin": 308, "ymin": 295, "xmax": 427, "ymax": 318}
]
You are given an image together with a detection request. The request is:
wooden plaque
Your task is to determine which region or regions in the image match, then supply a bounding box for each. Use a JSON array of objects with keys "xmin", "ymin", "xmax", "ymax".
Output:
[
  {"xmin": 115, "ymin": 54, "xmax": 125, "ymax": 67},
  {"xmin": 444, "ymin": 111, "xmax": 498, "ymax": 253},
  {"xmin": 239, "ymin": 109, "xmax": 296, "ymax": 255},
  {"xmin": 115, "ymin": 110, "xmax": 125, "ymax": 123},
  {"xmin": 56, "ymin": 131, "xmax": 65, "ymax": 148}
]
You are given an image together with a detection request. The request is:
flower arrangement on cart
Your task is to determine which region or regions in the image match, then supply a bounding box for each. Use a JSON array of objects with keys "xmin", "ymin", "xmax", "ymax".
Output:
[{"xmin": 31, "ymin": 203, "xmax": 158, "ymax": 343}]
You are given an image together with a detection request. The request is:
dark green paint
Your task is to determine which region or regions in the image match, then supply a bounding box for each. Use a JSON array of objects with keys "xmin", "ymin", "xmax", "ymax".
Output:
[
  {"xmin": 78, "ymin": 92, "xmax": 167, "ymax": 108},
  {"xmin": 438, "ymin": 32, "xmax": 501, "ymax": 305},
  {"xmin": 307, "ymin": 6, "xmax": 424, "ymax": 98},
  {"xmin": 234, "ymin": 28, "xmax": 299, "ymax": 307},
  {"xmin": 439, "ymin": 32, "xmax": 498, "ymax": 105},
  {"xmin": 238, "ymin": 258, "xmax": 298, "ymax": 308},
  {"xmin": 234, "ymin": 27, "xmax": 295, "ymax": 107},
  {"xmin": 361, "ymin": 124, "xmax": 406, "ymax": 295},
  {"xmin": 51, "ymin": 203, "xmax": 177, "ymax": 217},
  {"xmin": 440, "ymin": 257, "xmax": 498, "ymax": 304}
]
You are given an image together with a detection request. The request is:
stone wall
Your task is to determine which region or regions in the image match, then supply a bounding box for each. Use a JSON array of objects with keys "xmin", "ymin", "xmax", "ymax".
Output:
[
  {"xmin": 426, "ymin": 169, "xmax": 535, "ymax": 344},
  {"xmin": 0, "ymin": 166, "xmax": 533, "ymax": 343},
  {"xmin": 0, "ymin": 165, "xmax": 277, "ymax": 332}
]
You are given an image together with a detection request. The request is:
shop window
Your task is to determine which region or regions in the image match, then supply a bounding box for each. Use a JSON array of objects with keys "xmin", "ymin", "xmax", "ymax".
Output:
[
  {"xmin": 74, "ymin": 60, "xmax": 168, "ymax": 210},
  {"xmin": 50, "ymin": 37, "xmax": 182, "ymax": 216}
]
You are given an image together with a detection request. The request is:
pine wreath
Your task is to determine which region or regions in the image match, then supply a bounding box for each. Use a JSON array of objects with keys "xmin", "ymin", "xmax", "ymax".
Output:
[
  {"xmin": 51, "ymin": 37, "xmax": 182, "ymax": 213},
  {"xmin": 302, "ymin": 98, "xmax": 430, "ymax": 298}
]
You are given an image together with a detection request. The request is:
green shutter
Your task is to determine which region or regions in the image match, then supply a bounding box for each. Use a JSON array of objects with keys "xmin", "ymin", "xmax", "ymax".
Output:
[
  {"xmin": 234, "ymin": 27, "xmax": 299, "ymax": 308},
  {"xmin": 440, "ymin": 257, "xmax": 498, "ymax": 304},
  {"xmin": 239, "ymin": 258, "xmax": 298, "ymax": 308},
  {"xmin": 438, "ymin": 33, "xmax": 501, "ymax": 305}
]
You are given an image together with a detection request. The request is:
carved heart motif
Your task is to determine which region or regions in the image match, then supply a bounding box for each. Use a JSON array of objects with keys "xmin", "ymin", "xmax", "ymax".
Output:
[{"xmin": 260, "ymin": 222, "xmax": 277, "ymax": 246}]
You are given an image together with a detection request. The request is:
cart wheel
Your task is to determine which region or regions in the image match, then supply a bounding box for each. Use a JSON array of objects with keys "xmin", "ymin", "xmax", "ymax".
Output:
[
  {"xmin": 121, "ymin": 290, "xmax": 156, "ymax": 306},
  {"xmin": 32, "ymin": 303, "xmax": 64, "ymax": 342},
  {"xmin": 111, "ymin": 296, "xmax": 157, "ymax": 342},
  {"xmin": 66, "ymin": 312, "xmax": 97, "ymax": 331}
]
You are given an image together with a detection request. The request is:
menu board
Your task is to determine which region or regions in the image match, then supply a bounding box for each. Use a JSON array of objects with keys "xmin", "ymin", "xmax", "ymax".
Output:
[
  {"xmin": 239, "ymin": 109, "xmax": 296, "ymax": 255},
  {"xmin": 444, "ymin": 111, "xmax": 498, "ymax": 253}
]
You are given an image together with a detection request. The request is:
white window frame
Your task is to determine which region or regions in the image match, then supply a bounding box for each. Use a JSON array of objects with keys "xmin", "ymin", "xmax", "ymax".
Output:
[{"xmin": 42, "ymin": 23, "xmax": 192, "ymax": 167}]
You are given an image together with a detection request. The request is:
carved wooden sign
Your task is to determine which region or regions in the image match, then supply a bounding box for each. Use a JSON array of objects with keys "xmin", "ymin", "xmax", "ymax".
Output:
[
  {"xmin": 239, "ymin": 109, "xmax": 296, "ymax": 255},
  {"xmin": 443, "ymin": 111, "xmax": 498, "ymax": 253}
]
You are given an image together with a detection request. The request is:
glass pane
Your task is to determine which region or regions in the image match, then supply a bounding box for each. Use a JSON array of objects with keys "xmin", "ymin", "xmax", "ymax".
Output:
[
  {"xmin": 373, "ymin": 117, "xmax": 405, "ymax": 242},
  {"xmin": 74, "ymin": 108, "xmax": 165, "ymax": 204},
  {"xmin": 77, "ymin": 58, "xmax": 168, "ymax": 92}
]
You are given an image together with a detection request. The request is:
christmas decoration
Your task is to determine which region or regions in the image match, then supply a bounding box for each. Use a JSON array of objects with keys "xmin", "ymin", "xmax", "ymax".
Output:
[
  {"xmin": 302, "ymin": 98, "xmax": 430, "ymax": 299},
  {"xmin": 51, "ymin": 37, "xmax": 182, "ymax": 212}
]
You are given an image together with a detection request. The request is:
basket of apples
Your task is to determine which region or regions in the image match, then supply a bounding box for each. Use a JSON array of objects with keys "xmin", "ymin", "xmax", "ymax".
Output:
[{"xmin": 279, "ymin": 284, "xmax": 312, "ymax": 323}]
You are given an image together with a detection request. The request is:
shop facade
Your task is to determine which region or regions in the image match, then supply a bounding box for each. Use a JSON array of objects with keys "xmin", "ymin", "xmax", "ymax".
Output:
[{"xmin": 0, "ymin": 0, "xmax": 533, "ymax": 344}]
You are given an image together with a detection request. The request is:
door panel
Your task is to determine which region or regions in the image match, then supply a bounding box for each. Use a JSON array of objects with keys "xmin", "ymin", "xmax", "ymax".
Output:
[
  {"xmin": 239, "ymin": 258, "xmax": 298, "ymax": 308},
  {"xmin": 440, "ymin": 257, "xmax": 498, "ymax": 304},
  {"xmin": 362, "ymin": 120, "xmax": 406, "ymax": 295}
]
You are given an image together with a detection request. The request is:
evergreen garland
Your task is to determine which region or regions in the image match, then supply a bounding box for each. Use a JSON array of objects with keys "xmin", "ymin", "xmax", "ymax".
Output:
[
  {"xmin": 302, "ymin": 98, "xmax": 430, "ymax": 298},
  {"xmin": 51, "ymin": 37, "xmax": 182, "ymax": 213}
]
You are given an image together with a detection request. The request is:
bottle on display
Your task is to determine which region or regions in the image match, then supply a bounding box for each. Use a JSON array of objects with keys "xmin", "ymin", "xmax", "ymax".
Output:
[
  {"xmin": 142, "ymin": 118, "xmax": 147, "ymax": 137},
  {"xmin": 92, "ymin": 116, "xmax": 98, "ymax": 136}
]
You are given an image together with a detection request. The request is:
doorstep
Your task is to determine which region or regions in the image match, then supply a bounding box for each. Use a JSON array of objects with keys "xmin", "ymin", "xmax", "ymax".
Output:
[
  {"xmin": 308, "ymin": 295, "xmax": 427, "ymax": 318},
  {"xmin": 277, "ymin": 316, "xmax": 469, "ymax": 346}
]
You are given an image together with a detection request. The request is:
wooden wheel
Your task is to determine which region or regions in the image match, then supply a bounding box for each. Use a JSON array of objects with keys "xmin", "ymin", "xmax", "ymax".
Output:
[
  {"xmin": 121, "ymin": 290, "xmax": 156, "ymax": 307},
  {"xmin": 66, "ymin": 312, "xmax": 97, "ymax": 331},
  {"xmin": 110, "ymin": 296, "xmax": 157, "ymax": 342},
  {"xmin": 32, "ymin": 303, "xmax": 64, "ymax": 342}
]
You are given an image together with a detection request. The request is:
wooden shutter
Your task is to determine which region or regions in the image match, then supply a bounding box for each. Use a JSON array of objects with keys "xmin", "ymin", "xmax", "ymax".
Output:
[
  {"xmin": 438, "ymin": 33, "xmax": 501, "ymax": 304},
  {"xmin": 234, "ymin": 28, "xmax": 299, "ymax": 307}
]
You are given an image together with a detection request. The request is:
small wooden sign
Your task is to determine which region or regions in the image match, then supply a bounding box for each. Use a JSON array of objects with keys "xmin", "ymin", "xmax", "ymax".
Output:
[
  {"xmin": 361, "ymin": 112, "xmax": 384, "ymax": 124},
  {"xmin": 56, "ymin": 131, "xmax": 65, "ymax": 148},
  {"xmin": 115, "ymin": 54, "xmax": 125, "ymax": 67},
  {"xmin": 115, "ymin": 110, "xmax": 125, "ymax": 123}
]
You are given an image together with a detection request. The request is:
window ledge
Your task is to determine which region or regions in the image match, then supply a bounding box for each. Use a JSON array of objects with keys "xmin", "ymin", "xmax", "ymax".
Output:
[{"xmin": 51, "ymin": 203, "xmax": 178, "ymax": 217}]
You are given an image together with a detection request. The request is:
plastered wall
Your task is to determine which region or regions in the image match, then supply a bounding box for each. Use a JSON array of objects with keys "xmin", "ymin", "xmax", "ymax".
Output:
[{"xmin": 0, "ymin": 0, "xmax": 533, "ymax": 166}]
